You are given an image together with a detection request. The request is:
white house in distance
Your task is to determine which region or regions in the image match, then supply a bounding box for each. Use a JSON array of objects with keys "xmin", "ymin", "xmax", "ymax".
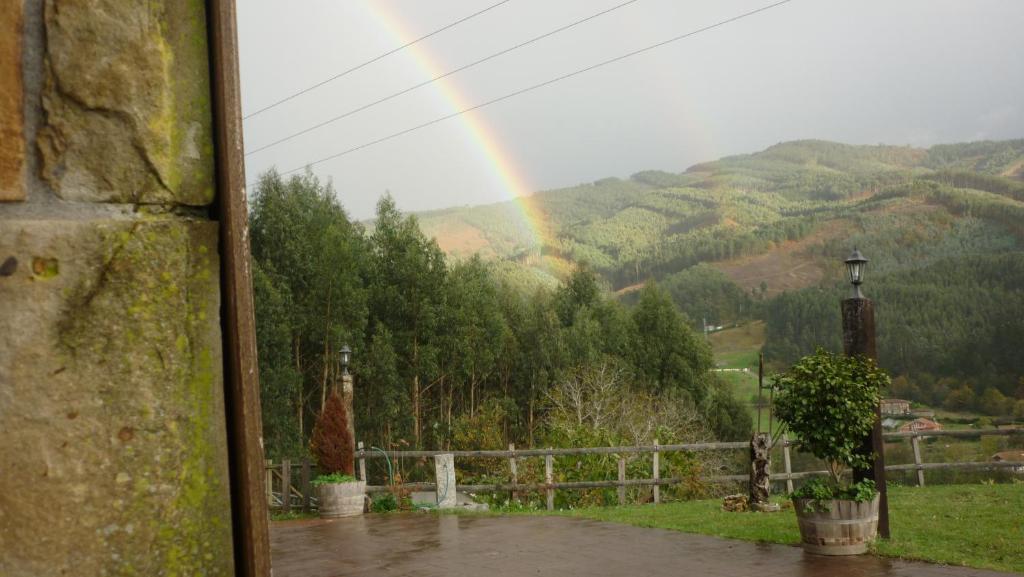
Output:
[
  {"xmin": 881, "ymin": 399, "xmax": 912, "ymax": 416},
  {"xmin": 899, "ymin": 417, "xmax": 943, "ymax": 433}
]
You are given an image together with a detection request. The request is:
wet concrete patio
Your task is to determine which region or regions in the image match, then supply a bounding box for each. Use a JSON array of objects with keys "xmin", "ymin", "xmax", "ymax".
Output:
[{"xmin": 271, "ymin": 514, "xmax": 1016, "ymax": 577}]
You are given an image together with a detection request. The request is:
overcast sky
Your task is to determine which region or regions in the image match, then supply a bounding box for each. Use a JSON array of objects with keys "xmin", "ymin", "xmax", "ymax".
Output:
[{"xmin": 237, "ymin": 0, "xmax": 1024, "ymax": 220}]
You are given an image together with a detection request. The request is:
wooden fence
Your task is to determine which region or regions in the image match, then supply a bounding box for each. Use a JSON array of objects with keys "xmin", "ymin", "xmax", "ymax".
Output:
[{"xmin": 266, "ymin": 428, "xmax": 1022, "ymax": 512}]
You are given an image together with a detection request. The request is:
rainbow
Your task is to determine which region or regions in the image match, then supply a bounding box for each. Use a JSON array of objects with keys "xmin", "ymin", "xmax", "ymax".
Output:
[{"xmin": 366, "ymin": 3, "xmax": 552, "ymax": 255}]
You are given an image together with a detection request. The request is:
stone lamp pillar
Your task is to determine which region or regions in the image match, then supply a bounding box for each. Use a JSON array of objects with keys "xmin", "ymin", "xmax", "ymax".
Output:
[
  {"xmin": 338, "ymin": 344, "xmax": 356, "ymax": 470},
  {"xmin": 341, "ymin": 371, "xmax": 356, "ymax": 463}
]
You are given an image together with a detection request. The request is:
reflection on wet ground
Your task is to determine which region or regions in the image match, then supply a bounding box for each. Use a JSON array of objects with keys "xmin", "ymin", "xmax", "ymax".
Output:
[{"xmin": 271, "ymin": 514, "xmax": 1015, "ymax": 577}]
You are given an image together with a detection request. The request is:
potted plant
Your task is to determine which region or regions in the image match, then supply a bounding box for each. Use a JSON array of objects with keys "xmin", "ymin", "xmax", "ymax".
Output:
[
  {"xmin": 772, "ymin": 348, "xmax": 889, "ymax": 555},
  {"xmin": 310, "ymin": 391, "xmax": 365, "ymax": 518}
]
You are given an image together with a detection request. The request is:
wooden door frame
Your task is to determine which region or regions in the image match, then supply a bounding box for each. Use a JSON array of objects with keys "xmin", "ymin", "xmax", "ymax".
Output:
[{"xmin": 207, "ymin": 1, "xmax": 273, "ymax": 575}]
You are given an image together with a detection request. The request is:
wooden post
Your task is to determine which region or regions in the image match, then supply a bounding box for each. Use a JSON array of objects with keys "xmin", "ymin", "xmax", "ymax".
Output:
[
  {"xmin": 357, "ymin": 441, "xmax": 367, "ymax": 483},
  {"xmin": 300, "ymin": 460, "xmax": 311, "ymax": 511},
  {"xmin": 781, "ymin": 434, "xmax": 794, "ymax": 494},
  {"xmin": 842, "ymin": 295, "xmax": 890, "ymax": 539},
  {"xmin": 265, "ymin": 459, "xmax": 273, "ymax": 507},
  {"xmin": 280, "ymin": 459, "xmax": 291, "ymax": 514},
  {"xmin": 911, "ymin": 434, "xmax": 925, "ymax": 487},
  {"xmin": 617, "ymin": 457, "xmax": 626, "ymax": 506},
  {"xmin": 652, "ymin": 439, "xmax": 660, "ymax": 505},
  {"xmin": 508, "ymin": 443, "xmax": 518, "ymax": 503},
  {"xmin": 210, "ymin": 0, "xmax": 273, "ymax": 572},
  {"xmin": 545, "ymin": 451, "xmax": 554, "ymax": 511}
]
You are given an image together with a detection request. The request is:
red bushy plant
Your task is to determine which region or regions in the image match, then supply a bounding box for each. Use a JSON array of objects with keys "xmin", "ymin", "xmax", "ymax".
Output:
[{"xmin": 310, "ymin": 391, "xmax": 355, "ymax": 476}]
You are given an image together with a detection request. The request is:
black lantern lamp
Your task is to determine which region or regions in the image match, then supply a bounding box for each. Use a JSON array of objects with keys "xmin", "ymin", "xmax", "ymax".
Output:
[
  {"xmin": 844, "ymin": 248, "xmax": 868, "ymax": 299},
  {"xmin": 340, "ymin": 344, "xmax": 352, "ymax": 375}
]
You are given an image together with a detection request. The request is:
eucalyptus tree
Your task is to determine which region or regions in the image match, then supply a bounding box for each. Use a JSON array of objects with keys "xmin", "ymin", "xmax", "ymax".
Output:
[
  {"xmin": 367, "ymin": 194, "xmax": 447, "ymax": 448},
  {"xmin": 249, "ymin": 169, "xmax": 369, "ymax": 448}
]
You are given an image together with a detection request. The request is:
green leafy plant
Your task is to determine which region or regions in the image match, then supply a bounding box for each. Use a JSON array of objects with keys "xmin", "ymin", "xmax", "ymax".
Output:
[
  {"xmin": 792, "ymin": 478, "xmax": 877, "ymax": 511},
  {"xmin": 772, "ymin": 348, "xmax": 888, "ymax": 502},
  {"xmin": 370, "ymin": 492, "xmax": 398, "ymax": 513},
  {"xmin": 310, "ymin": 472, "xmax": 356, "ymax": 487}
]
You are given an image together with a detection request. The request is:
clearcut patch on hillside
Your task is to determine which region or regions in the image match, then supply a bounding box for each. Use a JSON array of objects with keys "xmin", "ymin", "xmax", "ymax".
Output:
[
  {"xmin": 428, "ymin": 219, "xmax": 495, "ymax": 259},
  {"xmin": 712, "ymin": 219, "xmax": 852, "ymax": 297}
]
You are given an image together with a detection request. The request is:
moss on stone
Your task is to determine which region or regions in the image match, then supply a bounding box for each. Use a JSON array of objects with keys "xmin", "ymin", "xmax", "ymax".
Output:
[
  {"xmin": 51, "ymin": 219, "xmax": 233, "ymax": 576},
  {"xmin": 39, "ymin": 0, "xmax": 215, "ymax": 205}
]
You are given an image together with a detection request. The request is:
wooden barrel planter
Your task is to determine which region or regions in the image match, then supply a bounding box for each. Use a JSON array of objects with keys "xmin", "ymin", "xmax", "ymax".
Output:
[
  {"xmin": 793, "ymin": 495, "xmax": 879, "ymax": 555},
  {"xmin": 318, "ymin": 481, "xmax": 366, "ymax": 518}
]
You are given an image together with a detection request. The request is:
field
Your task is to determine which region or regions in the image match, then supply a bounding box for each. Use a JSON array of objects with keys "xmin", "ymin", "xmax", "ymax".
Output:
[
  {"xmin": 526, "ymin": 484, "xmax": 1024, "ymax": 574},
  {"xmin": 710, "ymin": 322, "xmax": 765, "ymax": 405}
]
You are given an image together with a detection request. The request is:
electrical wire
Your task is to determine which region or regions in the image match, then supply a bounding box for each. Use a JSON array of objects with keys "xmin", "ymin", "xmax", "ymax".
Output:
[
  {"xmin": 243, "ymin": 0, "xmax": 515, "ymax": 120},
  {"xmin": 277, "ymin": 0, "xmax": 793, "ymax": 177},
  {"xmin": 246, "ymin": 0, "xmax": 641, "ymax": 157}
]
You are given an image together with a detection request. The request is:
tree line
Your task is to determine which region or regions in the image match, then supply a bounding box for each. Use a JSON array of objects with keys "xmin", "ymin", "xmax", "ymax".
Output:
[
  {"xmin": 763, "ymin": 254, "xmax": 1024, "ymax": 417},
  {"xmin": 250, "ymin": 170, "xmax": 750, "ymax": 459}
]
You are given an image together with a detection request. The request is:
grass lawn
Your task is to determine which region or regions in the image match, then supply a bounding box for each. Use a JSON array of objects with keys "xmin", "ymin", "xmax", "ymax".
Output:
[
  {"xmin": 547, "ymin": 484, "xmax": 1023, "ymax": 574},
  {"xmin": 709, "ymin": 322, "xmax": 766, "ymax": 406},
  {"xmin": 717, "ymin": 370, "xmax": 762, "ymax": 406}
]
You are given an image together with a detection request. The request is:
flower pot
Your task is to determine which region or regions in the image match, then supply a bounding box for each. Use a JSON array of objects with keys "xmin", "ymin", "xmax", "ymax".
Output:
[
  {"xmin": 792, "ymin": 494, "xmax": 879, "ymax": 555},
  {"xmin": 317, "ymin": 481, "xmax": 366, "ymax": 518}
]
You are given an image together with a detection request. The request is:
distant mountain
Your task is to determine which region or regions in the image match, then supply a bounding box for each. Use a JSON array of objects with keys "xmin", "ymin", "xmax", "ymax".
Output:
[
  {"xmin": 416, "ymin": 138, "xmax": 1024, "ymax": 294},
  {"xmin": 415, "ymin": 139, "xmax": 1024, "ymax": 408}
]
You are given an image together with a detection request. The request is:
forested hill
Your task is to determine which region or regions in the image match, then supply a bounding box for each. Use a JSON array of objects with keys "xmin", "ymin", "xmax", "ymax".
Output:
[
  {"xmin": 417, "ymin": 139, "xmax": 1024, "ymax": 412},
  {"xmin": 417, "ymin": 139, "xmax": 1024, "ymax": 292}
]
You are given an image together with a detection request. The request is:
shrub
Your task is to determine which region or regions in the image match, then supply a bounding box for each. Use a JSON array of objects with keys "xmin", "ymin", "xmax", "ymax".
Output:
[
  {"xmin": 311, "ymin": 472, "xmax": 355, "ymax": 487},
  {"xmin": 772, "ymin": 348, "xmax": 888, "ymax": 498},
  {"xmin": 371, "ymin": 492, "xmax": 398, "ymax": 513},
  {"xmin": 310, "ymin": 391, "xmax": 355, "ymax": 476}
]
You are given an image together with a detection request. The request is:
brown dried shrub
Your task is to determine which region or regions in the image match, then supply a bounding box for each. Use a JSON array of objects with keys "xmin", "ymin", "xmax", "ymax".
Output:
[{"xmin": 310, "ymin": 391, "xmax": 355, "ymax": 476}]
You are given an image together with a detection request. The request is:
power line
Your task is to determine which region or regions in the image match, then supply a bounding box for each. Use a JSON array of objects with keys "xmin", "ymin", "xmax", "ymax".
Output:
[
  {"xmin": 246, "ymin": 0, "xmax": 641, "ymax": 157},
  {"xmin": 243, "ymin": 0, "xmax": 514, "ymax": 120},
  {"xmin": 278, "ymin": 0, "xmax": 794, "ymax": 177}
]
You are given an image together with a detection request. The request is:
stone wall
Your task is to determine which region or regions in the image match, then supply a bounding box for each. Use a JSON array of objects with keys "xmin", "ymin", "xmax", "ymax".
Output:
[{"xmin": 0, "ymin": 2, "xmax": 235, "ymax": 575}]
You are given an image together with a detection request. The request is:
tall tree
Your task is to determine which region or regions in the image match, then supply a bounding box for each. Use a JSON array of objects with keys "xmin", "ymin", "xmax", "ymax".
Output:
[
  {"xmin": 631, "ymin": 283, "xmax": 714, "ymax": 403},
  {"xmin": 441, "ymin": 256, "xmax": 508, "ymax": 420},
  {"xmin": 367, "ymin": 194, "xmax": 446, "ymax": 448},
  {"xmin": 250, "ymin": 169, "xmax": 368, "ymax": 445},
  {"xmin": 355, "ymin": 326, "xmax": 406, "ymax": 447}
]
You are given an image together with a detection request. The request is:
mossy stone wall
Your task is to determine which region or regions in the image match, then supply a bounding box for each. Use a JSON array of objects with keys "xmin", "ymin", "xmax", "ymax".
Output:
[{"xmin": 0, "ymin": 1, "xmax": 235, "ymax": 575}]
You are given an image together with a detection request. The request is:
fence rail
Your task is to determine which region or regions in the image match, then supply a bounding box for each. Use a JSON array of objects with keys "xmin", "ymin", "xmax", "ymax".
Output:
[{"xmin": 266, "ymin": 428, "xmax": 1022, "ymax": 512}]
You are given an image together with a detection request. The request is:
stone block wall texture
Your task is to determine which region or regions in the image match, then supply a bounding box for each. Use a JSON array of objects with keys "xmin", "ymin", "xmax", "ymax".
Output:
[
  {"xmin": 0, "ymin": 2, "xmax": 235, "ymax": 576},
  {"xmin": 0, "ymin": 0, "xmax": 25, "ymax": 201}
]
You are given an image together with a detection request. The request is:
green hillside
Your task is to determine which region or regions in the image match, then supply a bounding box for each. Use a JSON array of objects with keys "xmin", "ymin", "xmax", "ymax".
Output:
[{"xmin": 417, "ymin": 139, "xmax": 1024, "ymax": 415}]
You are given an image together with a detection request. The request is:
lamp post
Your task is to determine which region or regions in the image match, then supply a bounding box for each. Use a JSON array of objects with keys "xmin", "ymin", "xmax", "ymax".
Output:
[
  {"xmin": 340, "ymin": 344, "xmax": 352, "ymax": 376},
  {"xmin": 845, "ymin": 248, "xmax": 867, "ymax": 299},
  {"xmin": 840, "ymin": 248, "xmax": 890, "ymax": 539}
]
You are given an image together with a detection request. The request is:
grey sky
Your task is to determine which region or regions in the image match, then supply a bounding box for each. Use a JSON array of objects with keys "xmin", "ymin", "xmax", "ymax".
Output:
[{"xmin": 237, "ymin": 0, "xmax": 1024, "ymax": 220}]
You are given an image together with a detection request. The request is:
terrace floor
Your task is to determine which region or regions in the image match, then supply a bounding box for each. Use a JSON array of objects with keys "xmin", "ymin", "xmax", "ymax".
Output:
[{"xmin": 270, "ymin": 514, "xmax": 1015, "ymax": 577}]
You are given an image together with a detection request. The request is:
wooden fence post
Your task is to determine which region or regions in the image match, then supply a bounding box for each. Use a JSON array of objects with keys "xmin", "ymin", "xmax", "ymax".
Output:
[
  {"xmin": 652, "ymin": 439, "xmax": 660, "ymax": 505},
  {"xmin": 265, "ymin": 459, "xmax": 273, "ymax": 507},
  {"xmin": 280, "ymin": 459, "xmax": 291, "ymax": 514},
  {"xmin": 545, "ymin": 451, "xmax": 554, "ymax": 511},
  {"xmin": 781, "ymin": 434, "xmax": 794, "ymax": 494},
  {"xmin": 508, "ymin": 443, "xmax": 518, "ymax": 503},
  {"xmin": 617, "ymin": 457, "xmax": 626, "ymax": 506},
  {"xmin": 357, "ymin": 441, "xmax": 367, "ymax": 483},
  {"xmin": 300, "ymin": 460, "xmax": 311, "ymax": 511},
  {"xmin": 911, "ymin": 434, "xmax": 925, "ymax": 487}
]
